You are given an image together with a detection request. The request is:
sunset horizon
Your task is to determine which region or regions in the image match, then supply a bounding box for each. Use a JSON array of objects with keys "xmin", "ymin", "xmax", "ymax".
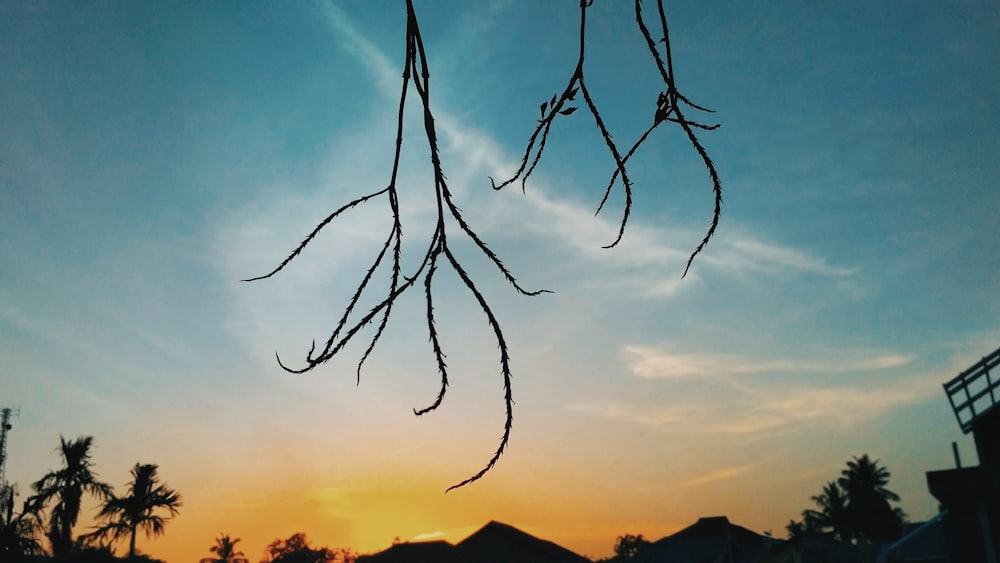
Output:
[{"xmin": 2, "ymin": 1, "xmax": 997, "ymax": 562}]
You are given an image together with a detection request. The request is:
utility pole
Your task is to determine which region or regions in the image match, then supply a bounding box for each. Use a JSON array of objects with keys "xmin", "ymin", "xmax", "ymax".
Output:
[
  {"xmin": 0, "ymin": 407, "xmax": 19, "ymax": 489},
  {"xmin": 0, "ymin": 406, "xmax": 20, "ymax": 519}
]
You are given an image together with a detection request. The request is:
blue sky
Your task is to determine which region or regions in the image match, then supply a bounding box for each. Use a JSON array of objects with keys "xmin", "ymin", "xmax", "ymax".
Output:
[{"xmin": 1, "ymin": 1, "xmax": 998, "ymax": 560}]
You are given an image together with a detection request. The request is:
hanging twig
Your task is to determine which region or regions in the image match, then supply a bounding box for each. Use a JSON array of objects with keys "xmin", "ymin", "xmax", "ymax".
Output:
[
  {"xmin": 246, "ymin": 0, "xmax": 546, "ymax": 491},
  {"xmin": 249, "ymin": 0, "xmax": 722, "ymax": 490},
  {"xmin": 494, "ymin": 0, "xmax": 721, "ymax": 272}
]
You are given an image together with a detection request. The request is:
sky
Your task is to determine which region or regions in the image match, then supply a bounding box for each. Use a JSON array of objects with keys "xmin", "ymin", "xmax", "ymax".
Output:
[{"xmin": 1, "ymin": 0, "xmax": 999, "ymax": 561}]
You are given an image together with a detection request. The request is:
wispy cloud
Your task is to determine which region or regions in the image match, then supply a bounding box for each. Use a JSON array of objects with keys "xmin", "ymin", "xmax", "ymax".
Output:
[
  {"xmin": 317, "ymin": 2, "xmax": 400, "ymax": 97},
  {"xmin": 569, "ymin": 381, "xmax": 938, "ymax": 436},
  {"xmin": 677, "ymin": 465, "xmax": 753, "ymax": 488},
  {"xmin": 623, "ymin": 346, "xmax": 915, "ymax": 380},
  {"xmin": 607, "ymin": 344, "xmax": 936, "ymax": 434},
  {"xmin": 704, "ymin": 227, "xmax": 855, "ymax": 278},
  {"xmin": 566, "ymin": 401, "xmax": 705, "ymax": 428},
  {"xmin": 756, "ymin": 381, "xmax": 940, "ymax": 426}
]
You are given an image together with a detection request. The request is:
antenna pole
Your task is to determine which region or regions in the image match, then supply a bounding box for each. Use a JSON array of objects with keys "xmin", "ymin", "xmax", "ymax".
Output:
[{"xmin": 0, "ymin": 407, "xmax": 19, "ymax": 488}]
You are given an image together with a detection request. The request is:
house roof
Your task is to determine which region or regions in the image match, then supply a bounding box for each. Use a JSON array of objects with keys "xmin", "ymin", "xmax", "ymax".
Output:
[
  {"xmin": 758, "ymin": 536, "xmax": 876, "ymax": 563},
  {"xmin": 633, "ymin": 516, "xmax": 777, "ymax": 563},
  {"xmin": 455, "ymin": 520, "xmax": 591, "ymax": 563},
  {"xmin": 357, "ymin": 521, "xmax": 589, "ymax": 563},
  {"xmin": 356, "ymin": 540, "xmax": 467, "ymax": 563},
  {"xmin": 881, "ymin": 518, "xmax": 950, "ymax": 562}
]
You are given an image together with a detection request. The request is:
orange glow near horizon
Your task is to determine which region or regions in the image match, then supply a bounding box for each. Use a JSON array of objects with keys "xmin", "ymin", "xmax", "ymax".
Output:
[
  {"xmin": 135, "ymin": 467, "xmax": 695, "ymax": 562},
  {"xmin": 91, "ymin": 404, "xmax": 949, "ymax": 563}
]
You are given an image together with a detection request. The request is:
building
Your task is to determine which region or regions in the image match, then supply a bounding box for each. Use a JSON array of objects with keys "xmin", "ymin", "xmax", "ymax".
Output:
[
  {"xmin": 925, "ymin": 346, "xmax": 1000, "ymax": 563},
  {"xmin": 357, "ymin": 521, "xmax": 589, "ymax": 563},
  {"xmin": 632, "ymin": 516, "xmax": 778, "ymax": 563}
]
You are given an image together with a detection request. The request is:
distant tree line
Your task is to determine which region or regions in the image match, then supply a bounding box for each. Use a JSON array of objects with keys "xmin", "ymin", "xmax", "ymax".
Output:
[
  {"xmin": 202, "ymin": 532, "xmax": 355, "ymax": 563},
  {"xmin": 1, "ymin": 441, "xmax": 908, "ymax": 562}
]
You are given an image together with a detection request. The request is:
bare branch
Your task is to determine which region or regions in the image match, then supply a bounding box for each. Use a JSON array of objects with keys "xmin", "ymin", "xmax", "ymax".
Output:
[
  {"xmin": 493, "ymin": 0, "xmax": 722, "ymax": 268},
  {"xmin": 250, "ymin": 0, "xmax": 722, "ymax": 490},
  {"xmin": 249, "ymin": 0, "xmax": 548, "ymax": 490}
]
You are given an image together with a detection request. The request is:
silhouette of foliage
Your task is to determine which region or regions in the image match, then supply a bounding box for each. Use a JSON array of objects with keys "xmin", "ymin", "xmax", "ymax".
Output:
[
  {"xmin": 200, "ymin": 533, "xmax": 249, "ymax": 563},
  {"xmin": 84, "ymin": 463, "xmax": 182, "ymax": 558},
  {"xmin": 594, "ymin": 533, "xmax": 650, "ymax": 561},
  {"xmin": 788, "ymin": 481, "xmax": 850, "ymax": 542},
  {"xmin": 48, "ymin": 544, "xmax": 165, "ymax": 563},
  {"xmin": 837, "ymin": 454, "xmax": 903, "ymax": 543},
  {"xmin": 0, "ymin": 483, "xmax": 44, "ymax": 560},
  {"xmin": 28, "ymin": 436, "xmax": 113, "ymax": 557},
  {"xmin": 493, "ymin": 0, "xmax": 720, "ymax": 270},
  {"xmin": 261, "ymin": 533, "xmax": 353, "ymax": 563},
  {"xmin": 614, "ymin": 533, "xmax": 650, "ymax": 559},
  {"xmin": 249, "ymin": 0, "xmax": 721, "ymax": 490},
  {"xmin": 787, "ymin": 454, "xmax": 904, "ymax": 544},
  {"xmin": 67, "ymin": 544, "xmax": 119, "ymax": 563}
]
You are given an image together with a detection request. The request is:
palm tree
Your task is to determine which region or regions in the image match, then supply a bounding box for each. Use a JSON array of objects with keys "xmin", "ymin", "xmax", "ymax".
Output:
[
  {"xmin": 0, "ymin": 484, "xmax": 45, "ymax": 559},
  {"xmin": 200, "ymin": 533, "xmax": 249, "ymax": 563},
  {"xmin": 838, "ymin": 454, "xmax": 899, "ymax": 503},
  {"xmin": 803, "ymin": 481, "xmax": 851, "ymax": 542},
  {"xmin": 785, "ymin": 518, "xmax": 812, "ymax": 539},
  {"xmin": 86, "ymin": 463, "xmax": 182, "ymax": 558},
  {"xmin": 837, "ymin": 454, "xmax": 903, "ymax": 543},
  {"xmin": 29, "ymin": 435, "xmax": 112, "ymax": 557}
]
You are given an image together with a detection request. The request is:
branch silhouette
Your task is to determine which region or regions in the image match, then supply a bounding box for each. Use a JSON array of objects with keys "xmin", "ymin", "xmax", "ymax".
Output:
[
  {"xmin": 492, "ymin": 0, "xmax": 721, "ymax": 272},
  {"xmin": 248, "ymin": 0, "xmax": 721, "ymax": 490},
  {"xmin": 246, "ymin": 0, "xmax": 546, "ymax": 491}
]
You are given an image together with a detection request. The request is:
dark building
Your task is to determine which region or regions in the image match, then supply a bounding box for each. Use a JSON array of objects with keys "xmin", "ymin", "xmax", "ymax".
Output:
[
  {"xmin": 356, "ymin": 540, "xmax": 466, "ymax": 563},
  {"xmin": 455, "ymin": 521, "xmax": 590, "ymax": 563},
  {"xmin": 357, "ymin": 521, "xmax": 589, "ymax": 563},
  {"xmin": 926, "ymin": 345, "xmax": 1000, "ymax": 563},
  {"xmin": 632, "ymin": 516, "xmax": 778, "ymax": 563}
]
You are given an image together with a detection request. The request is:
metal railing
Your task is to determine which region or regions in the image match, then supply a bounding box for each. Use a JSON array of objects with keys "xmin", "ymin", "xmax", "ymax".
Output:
[{"xmin": 944, "ymin": 346, "xmax": 1000, "ymax": 433}]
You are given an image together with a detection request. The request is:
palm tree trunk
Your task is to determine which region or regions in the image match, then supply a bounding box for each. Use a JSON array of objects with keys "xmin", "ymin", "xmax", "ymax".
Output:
[
  {"xmin": 129, "ymin": 525, "xmax": 137, "ymax": 557},
  {"xmin": 55, "ymin": 518, "xmax": 72, "ymax": 557}
]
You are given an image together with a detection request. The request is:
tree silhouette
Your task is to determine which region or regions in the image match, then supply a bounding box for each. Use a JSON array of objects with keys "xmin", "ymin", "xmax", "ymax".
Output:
[
  {"xmin": 0, "ymin": 483, "xmax": 44, "ymax": 559},
  {"xmin": 200, "ymin": 533, "xmax": 249, "ymax": 563},
  {"xmin": 784, "ymin": 519, "xmax": 811, "ymax": 540},
  {"xmin": 249, "ymin": 0, "xmax": 721, "ymax": 491},
  {"xmin": 837, "ymin": 454, "xmax": 902, "ymax": 543},
  {"xmin": 794, "ymin": 481, "xmax": 850, "ymax": 542},
  {"xmin": 28, "ymin": 435, "xmax": 112, "ymax": 557},
  {"xmin": 613, "ymin": 533, "xmax": 650, "ymax": 560},
  {"xmin": 85, "ymin": 463, "xmax": 182, "ymax": 558},
  {"xmin": 261, "ymin": 533, "xmax": 352, "ymax": 563},
  {"xmin": 788, "ymin": 454, "xmax": 904, "ymax": 544}
]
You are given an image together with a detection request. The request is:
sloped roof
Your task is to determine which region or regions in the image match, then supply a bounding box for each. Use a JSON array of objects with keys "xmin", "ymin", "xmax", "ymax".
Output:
[
  {"xmin": 633, "ymin": 516, "xmax": 777, "ymax": 563},
  {"xmin": 455, "ymin": 521, "xmax": 591, "ymax": 563},
  {"xmin": 883, "ymin": 518, "xmax": 949, "ymax": 562},
  {"xmin": 356, "ymin": 540, "xmax": 467, "ymax": 563},
  {"xmin": 758, "ymin": 537, "xmax": 875, "ymax": 563}
]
